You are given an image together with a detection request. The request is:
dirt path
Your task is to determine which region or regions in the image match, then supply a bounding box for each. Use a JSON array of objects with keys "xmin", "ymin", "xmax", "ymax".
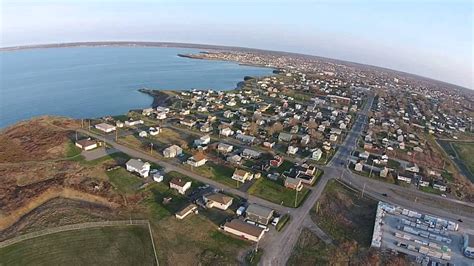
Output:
[{"xmin": 0, "ymin": 188, "xmax": 120, "ymax": 231}]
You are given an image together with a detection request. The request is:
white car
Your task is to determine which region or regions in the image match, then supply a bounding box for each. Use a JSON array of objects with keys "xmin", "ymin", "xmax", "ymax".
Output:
[{"xmin": 271, "ymin": 217, "xmax": 280, "ymax": 226}]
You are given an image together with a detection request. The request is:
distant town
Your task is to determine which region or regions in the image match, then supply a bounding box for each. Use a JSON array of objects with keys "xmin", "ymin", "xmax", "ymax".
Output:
[{"xmin": 1, "ymin": 44, "xmax": 473, "ymax": 265}]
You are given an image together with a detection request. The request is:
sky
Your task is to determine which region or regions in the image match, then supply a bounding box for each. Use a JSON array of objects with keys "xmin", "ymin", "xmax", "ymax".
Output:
[{"xmin": 1, "ymin": 0, "xmax": 473, "ymax": 89}]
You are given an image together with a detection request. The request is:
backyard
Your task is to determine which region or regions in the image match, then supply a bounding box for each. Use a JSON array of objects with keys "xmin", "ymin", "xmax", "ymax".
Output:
[{"xmin": 248, "ymin": 178, "xmax": 310, "ymax": 207}]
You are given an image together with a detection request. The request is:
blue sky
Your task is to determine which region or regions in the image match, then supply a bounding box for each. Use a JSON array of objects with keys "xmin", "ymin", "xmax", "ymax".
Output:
[{"xmin": 2, "ymin": 0, "xmax": 473, "ymax": 89}]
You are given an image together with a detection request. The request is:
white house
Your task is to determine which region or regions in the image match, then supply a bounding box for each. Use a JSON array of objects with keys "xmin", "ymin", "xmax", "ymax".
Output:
[
  {"xmin": 232, "ymin": 169, "xmax": 253, "ymax": 183},
  {"xmin": 194, "ymin": 135, "xmax": 211, "ymax": 146},
  {"xmin": 241, "ymin": 149, "xmax": 261, "ymax": 159},
  {"xmin": 287, "ymin": 145, "xmax": 299, "ymax": 155},
  {"xmin": 220, "ymin": 127, "xmax": 234, "ymax": 137},
  {"xmin": 354, "ymin": 162, "xmax": 364, "ymax": 172},
  {"xmin": 75, "ymin": 139, "xmax": 98, "ymax": 151},
  {"xmin": 125, "ymin": 120, "xmax": 144, "ymax": 127},
  {"xmin": 149, "ymin": 127, "xmax": 161, "ymax": 136},
  {"xmin": 186, "ymin": 153, "xmax": 207, "ymax": 167},
  {"xmin": 163, "ymin": 145, "xmax": 183, "ymax": 158},
  {"xmin": 138, "ymin": 131, "xmax": 148, "ymax": 138},
  {"xmin": 126, "ymin": 159, "xmax": 151, "ymax": 178},
  {"xmin": 95, "ymin": 123, "xmax": 116, "ymax": 133},
  {"xmin": 217, "ymin": 143, "xmax": 234, "ymax": 153},
  {"xmin": 204, "ymin": 193, "xmax": 233, "ymax": 210},
  {"xmin": 169, "ymin": 177, "xmax": 192, "ymax": 195},
  {"xmin": 312, "ymin": 149, "xmax": 322, "ymax": 161}
]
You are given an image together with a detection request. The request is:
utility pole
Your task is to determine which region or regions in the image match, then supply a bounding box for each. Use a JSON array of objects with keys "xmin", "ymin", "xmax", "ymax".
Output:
[
  {"xmin": 361, "ymin": 183, "xmax": 366, "ymax": 198},
  {"xmin": 81, "ymin": 119, "xmax": 84, "ymax": 129},
  {"xmin": 294, "ymin": 188, "xmax": 298, "ymax": 208},
  {"xmin": 88, "ymin": 120, "xmax": 91, "ymax": 131},
  {"xmin": 75, "ymin": 131, "xmax": 78, "ymax": 141},
  {"xmin": 369, "ymin": 160, "xmax": 375, "ymax": 178},
  {"xmin": 150, "ymin": 143, "xmax": 153, "ymax": 154},
  {"xmin": 115, "ymin": 128, "xmax": 118, "ymax": 142}
]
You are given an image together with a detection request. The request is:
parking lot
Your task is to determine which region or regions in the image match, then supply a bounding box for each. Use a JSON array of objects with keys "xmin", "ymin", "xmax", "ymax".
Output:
[{"xmin": 371, "ymin": 202, "xmax": 471, "ymax": 265}]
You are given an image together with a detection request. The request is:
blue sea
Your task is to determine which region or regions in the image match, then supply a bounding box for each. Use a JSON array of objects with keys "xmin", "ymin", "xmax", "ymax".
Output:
[{"xmin": 0, "ymin": 47, "xmax": 273, "ymax": 128}]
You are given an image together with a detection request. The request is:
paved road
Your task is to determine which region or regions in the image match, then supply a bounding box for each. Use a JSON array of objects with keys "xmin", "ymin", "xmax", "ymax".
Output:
[
  {"xmin": 78, "ymin": 129, "xmax": 290, "ymax": 214},
  {"xmin": 260, "ymin": 92, "xmax": 474, "ymax": 265}
]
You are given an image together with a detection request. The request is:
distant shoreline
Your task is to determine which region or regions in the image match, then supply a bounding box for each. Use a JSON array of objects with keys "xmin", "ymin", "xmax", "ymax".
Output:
[{"xmin": 1, "ymin": 41, "xmax": 470, "ymax": 91}]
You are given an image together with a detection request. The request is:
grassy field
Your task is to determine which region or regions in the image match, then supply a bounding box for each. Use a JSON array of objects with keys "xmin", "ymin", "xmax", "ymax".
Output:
[
  {"xmin": 106, "ymin": 168, "xmax": 143, "ymax": 194},
  {"xmin": 287, "ymin": 229, "xmax": 333, "ymax": 265},
  {"xmin": 452, "ymin": 142, "xmax": 474, "ymax": 176},
  {"xmin": 0, "ymin": 225, "xmax": 156, "ymax": 266},
  {"xmin": 289, "ymin": 180, "xmax": 381, "ymax": 265},
  {"xmin": 311, "ymin": 180, "xmax": 377, "ymax": 246},
  {"xmin": 248, "ymin": 178, "xmax": 309, "ymax": 207}
]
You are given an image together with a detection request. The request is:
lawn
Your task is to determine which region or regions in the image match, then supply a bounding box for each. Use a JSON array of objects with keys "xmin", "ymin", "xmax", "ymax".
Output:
[
  {"xmin": 194, "ymin": 162, "xmax": 238, "ymax": 188},
  {"xmin": 275, "ymin": 160, "xmax": 294, "ymax": 174},
  {"xmin": 65, "ymin": 141, "xmax": 82, "ymax": 158},
  {"xmin": 452, "ymin": 142, "xmax": 474, "ymax": 176},
  {"xmin": 106, "ymin": 168, "xmax": 143, "ymax": 194},
  {"xmin": 0, "ymin": 225, "xmax": 156, "ymax": 266},
  {"xmin": 248, "ymin": 178, "xmax": 309, "ymax": 208}
]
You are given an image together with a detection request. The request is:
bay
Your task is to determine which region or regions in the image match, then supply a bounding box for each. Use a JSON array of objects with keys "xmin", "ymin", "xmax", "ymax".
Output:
[{"xmin": 0, "ymin": 47, "xmax": 273, "ymax": 128}]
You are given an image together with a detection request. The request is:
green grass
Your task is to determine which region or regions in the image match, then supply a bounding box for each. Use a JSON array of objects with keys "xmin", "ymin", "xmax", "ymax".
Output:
[
  {"xmin": 248, "ymin": 178, "xmax": 309, "ymax": 208},
  {"xmin": 276, "ymin": 214, "xmax": 290, "ymax": 231},
  {"xmin": 106, "ymin": 168, "xmax": 143, "ymax": 194},
  {"xmin": 275, "ymin": 160, "xmax": 294, "ymax": 174},
  {"xmin": 0, "ymin": 225, "xmax": 156, "ymax": 266},
  {"xmin": 452, "ymin": 142, "xmax": 474, "ymax": 176},
  {"xmin": 194, "ymin": 162, "xmax": 238, "ymax": 188},
  {"xmin": 65, "ymin": 141, "xmax": 82, "ymax": 158},
  {"xmin": 420, "ymin": 186, "xmax": 443, "ymax": 195}
]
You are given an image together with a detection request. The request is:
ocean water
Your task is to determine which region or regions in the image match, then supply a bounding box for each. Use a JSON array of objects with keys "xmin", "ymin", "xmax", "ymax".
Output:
[{"xmin": 0, "ymin": 47, "xmax": 273, "ymax": 128}]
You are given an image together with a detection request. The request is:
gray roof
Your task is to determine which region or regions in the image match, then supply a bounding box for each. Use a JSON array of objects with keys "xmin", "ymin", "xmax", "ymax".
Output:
[
  {"xmin": 246, "ymin": 204, "xmax": 274, "ymax": 219},
  {"xmin": 126, "ymin": 159, "xmax": 148, "ymax": 169}
]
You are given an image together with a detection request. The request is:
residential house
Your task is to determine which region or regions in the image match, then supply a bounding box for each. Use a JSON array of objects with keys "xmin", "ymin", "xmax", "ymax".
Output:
[
  {"xmin": 269, "ymin": 156, "xmax": 283, "ymax": 167},
  {"xmin": 354, "ymin": 162, "xmax": 364, "ymax": 172},
  {"xmin": 235, "ymin": 134, "xmax": 256, "ymax": 144},
  {"xmin": 405, "ymin": 164, "xmax": 420, "ymax": 173},
  {"xmin": 220, "ymin": 127, "xmax": 234, "ymax": 137},
  {"xmin": 217, "ymin": 143, "xmax": 233, "ymax": 153},
  {"xmin": 246, "ymin": 204, "xmax": 274, "ymax": 225},
  {"xmin": 300, "ymin": 134, "xmax": 310, "ymax": 146},
  {"xmin": 126, "ymin": 159, "xmax": 151, "ymax": 178},
  {"xmin": 125, "ymin": 120, "xmax": 144, "ymax": 127},
  {"xmin": 223, "ymin": 219, "xmax": 265, "ymax": 242},
  {"xmin": 75, "ymin": 139, "xmax": 97, "ymax": 151},
  {"xmin": 284, "ymin": 177, "xmax": 303, "ymax": 191},
  {"xmin": 138, "ymin": 131, "xmax": 148, "ymax": 138},
  {"xmin": 312, "ymin": 149, "xmax": 323, "ymax": 161},
  {"xmin": 232, "ymin": 169, "xmax": 253, "ymax": 183},
  {"xmin": 287, "ymin": 145, "xmax": 298, "ymax": 155},
  {"xmin": 329, "ymin": 134, "xmax": 338, "ymax": 142},
  {"xmin": 169, "ymin": 177, "xmax": 192, "ymax": 195},
  {"xmin": 95, "ymin": 123, "xmax": 116, "ymax": 133},
  {"xmin": 175, "ymin": 204, "xmax": 198, "ymax": 220},
  {"xmin": 278, "ymin": 132, "xmax": 293, "ymax": 142},
  {"xmin": 433, "ymin": 180, "xmax": 447, "ymax": 192},
  {"xmin": 186, "ymin": 153, "xmax": 207, "ymax": 167},
  {"xmin": 194, "ymin": 135, "xmax": 211, "ymax": 146},
  {"xmin": 163, "ymin": 145, "xmax": 183, "ymax": 158},
  {"xmin": 227, "ymin": 154, "xmax": 242, "ymax": 164},
  {"xmin": 397, "ymin": 172, "xmax": 414, "ymax": 184},
  {"xmin": 204, "ymin": 193, "xmax": 233, "ymax": 210},
  {"xmin": 149, "ymin": 127, "xmax": 161, "ymax": 136},
  {"xmin": 241, "ymin": 149, "xmax": 261, "ymax": 159},
  {"xmin": 180, "ymin": 119, "xmax": 196, "ymax": 128},
  {"xmin": 380, "ymin": 167, "xmax": 389, "ymax": 178}
]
